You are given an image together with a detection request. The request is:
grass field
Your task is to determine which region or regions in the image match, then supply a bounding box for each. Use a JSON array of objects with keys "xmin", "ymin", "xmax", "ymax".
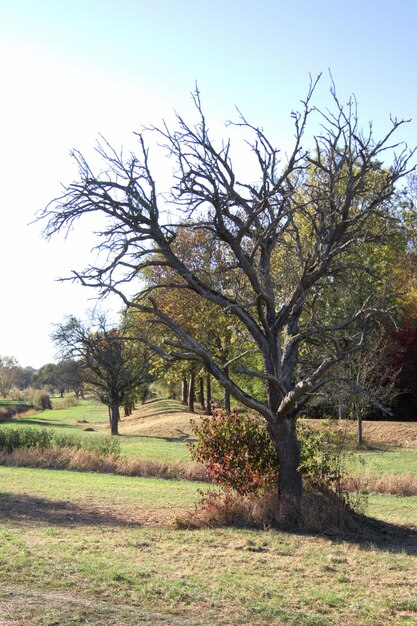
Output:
[
  {"xmin": 1, "ymin": 465, "xmax": 417, "ymax": 626},
  {"xmin": 1, "ymin": 398, "xmax": 416, "ymax": 624}
]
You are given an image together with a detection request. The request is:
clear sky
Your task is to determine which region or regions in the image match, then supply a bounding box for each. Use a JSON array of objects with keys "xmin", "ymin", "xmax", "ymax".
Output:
[{"xmin": 0, "ymin": 0, "xmax": 416, "ymax": 368}]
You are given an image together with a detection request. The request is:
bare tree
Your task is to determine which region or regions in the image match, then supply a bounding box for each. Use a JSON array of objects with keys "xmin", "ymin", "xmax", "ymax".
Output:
[
  {"xmin": 41, "ymin": 80, "xmax": 414, "ymax": 505},
  {"xmin": 52, "ymin": 313, "xmax": 151, "ymax": 435},
  {"xmin": 329, "ymin": 334, "xmax": 400, "ymax": 446}
]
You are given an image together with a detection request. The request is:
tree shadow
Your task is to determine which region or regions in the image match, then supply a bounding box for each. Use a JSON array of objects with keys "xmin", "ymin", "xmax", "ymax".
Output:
[
  {"xmin": 119, "ymin": 432, "xmax": 192, "ymax": 443},
  {"xmin": 0, "ymin": 493, "xmax": 145, "ymax": 528},
  {"xmin": 133, "ymin": 408, "xmax": 191, "ymax": 418},
  {"xmin": 1, "ymin": 418, "xmax": 78, "ymax": 429},
  {"xmin": 306, "ymin": 513, "xmax": 417, "ymax": 555}
]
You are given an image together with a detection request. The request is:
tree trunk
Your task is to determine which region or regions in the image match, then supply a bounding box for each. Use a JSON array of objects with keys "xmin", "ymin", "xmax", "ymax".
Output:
[
  {"xmin": 110, "ymin": 403, "xmax": 120, "ymax": 436},
  {"xmin": 181, "ymin": 374, "xmax": 188, "ymax": 405},
  {"xmin": 223, "ymin": 366, "xmax": 231, "ymax": 413},
  {"xmin": 199, "ymin": 376, "xmax": 205, "ymax": 410},
  {"xmin": 188, "ymin": 370, "xmax": 195, "ymax": 413},
  {"xmin": 205, "ymin": 374, "xmax": 212, "ymax": 415},
  {"xmin": 269, "ymin": 417, "xmax": 303, "ymax": 523},
  {"xmin": 338, "ymin": 402, "xmax": 347, "ymax": 420},
  {"xmin": 357, "ymin": 408, "xmax": 363, "ymax": 447}
]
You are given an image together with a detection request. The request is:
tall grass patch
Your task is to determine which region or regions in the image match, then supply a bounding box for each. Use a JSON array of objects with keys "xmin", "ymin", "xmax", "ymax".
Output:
[{"xmin": 0, "ymin": 426, "xmax": 120, "ymax": 456}]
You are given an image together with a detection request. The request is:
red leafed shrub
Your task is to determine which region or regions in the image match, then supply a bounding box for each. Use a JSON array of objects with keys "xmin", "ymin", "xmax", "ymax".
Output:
[{"xmin": 188, "ymin": 407, "xmax": 278, "ymax": 495}]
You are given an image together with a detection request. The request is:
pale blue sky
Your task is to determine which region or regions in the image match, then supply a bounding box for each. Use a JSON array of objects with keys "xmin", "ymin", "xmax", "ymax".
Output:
[{"xmin": 0, "ymin": 0, "xmax": 416, "ymax": 367}]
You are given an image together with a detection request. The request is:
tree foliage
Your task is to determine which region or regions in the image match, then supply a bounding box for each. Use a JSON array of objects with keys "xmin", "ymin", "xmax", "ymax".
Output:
[{"xmin": 0, "ymin": 356, "xmax": 20, "ymax": 398}]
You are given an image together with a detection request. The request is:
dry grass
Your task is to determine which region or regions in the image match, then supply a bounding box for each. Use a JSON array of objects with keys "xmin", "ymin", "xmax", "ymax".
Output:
[
  {"xmin": 115, "ymin": 400, "xmax": 417, "ymax": 451},
  {"xmin": 0, "ymin": 447, "xmax": 208, "ymax": 482},
  {"xmin": 345, "ymin": 472, "xmax": 417, "ymax": 496},
  {"xmin": 177, "ymin": 488, "xmax": 360, "ymax": 534},
  {"xmin": 306, "ymin": 418, "xmax": 417, "ymax": 449},
  {"xmin": 116, "ymin": 399, "xmax": 203, "ymax": 439}
]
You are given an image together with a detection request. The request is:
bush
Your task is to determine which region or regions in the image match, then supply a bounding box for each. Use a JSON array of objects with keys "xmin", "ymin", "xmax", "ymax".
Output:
[
  {"xmin": 183, "ymin": 415, "xmax": 364, "ymax": 531},
  {"xmin": 189, "ymin": 409, "xmax": 349, "ymax": 497},
  {"xmin": 0, "ymin": 426, "xmax": 119, "ymax": 457},
  {"xmin": 54, "ymin": 395, "xmax": 79, "ymax": 409},
  {"xmin": 33, "ymin": 392, "xmax": 52, "ymax": 410},
  {"xmin": 0, "ymin": 427, "xmax": 53, "ymax": 453},
  {"xmin": 188, "ymin": 408, "xmax": 278, "ymax": 495}
]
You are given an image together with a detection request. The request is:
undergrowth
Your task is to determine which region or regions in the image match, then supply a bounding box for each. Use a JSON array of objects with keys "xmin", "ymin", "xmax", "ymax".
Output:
[{"xmin": 0, "ymin": 426, "xmax": 120, "ymax": 457}]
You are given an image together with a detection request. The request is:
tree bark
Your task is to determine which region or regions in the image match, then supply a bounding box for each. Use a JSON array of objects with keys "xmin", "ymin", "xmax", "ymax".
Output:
[
  {"xmin": 181, "ymin": 374, "xmax": 188, "ymax": 405},
  {"xmin": 269, "ymin": 417, "xmax": 303, "ymax": 504},
  {"xmin": 188, "ymin": 370, "xmax": 195, "ymax": 413},
  {"xmin": 357, "ymin": 408, "xmax": 363, "ymax": 447},
  {"xmin": 223, "ymin": 366, "xmax": 231, "ymax": 413},
  {"xmin": 199, "ymin": 376, "xmax": 205, "ymax": 410},
  {"xmin": 205, "ymin": 374, "xmax": 212, "ymax": 415},
  {"xmin": 110, "ymin": 403, "xmax": 120, "ymax": 436}
]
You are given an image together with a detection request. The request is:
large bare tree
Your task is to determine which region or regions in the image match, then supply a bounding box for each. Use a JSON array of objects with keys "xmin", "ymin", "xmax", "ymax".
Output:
[{"xmin": 41, "ymin": 80, "xmax": 414, "ymax": 503}]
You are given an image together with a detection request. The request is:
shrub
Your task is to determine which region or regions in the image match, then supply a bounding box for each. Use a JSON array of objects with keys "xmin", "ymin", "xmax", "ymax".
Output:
[
  {"xmin": 298, "ymin": 423, "xmax": 348, "ymax": 496},
  {"xmin": 0, "ymin": 427, "xmax": 53, "ymax": 452},
  {"xmin": 33, "ymin": 392, "xmax": 52, "ymax": 411},
  {"xmin": 189, "ymin": 409, "xmax": 349, "ymax": 497},
  {"xmin": 82, "ymin": 436, "xmax": 121, "ymax": 457},
  {"xmin": 55, "ymin": 395, "xmax": 79, "ymax": 409},
  {"xmin": 188, "ymin": 408, "xmax": 278, "ymax": 495},
  {"xmin": 0, "ymin": 426, "xmax": 119, "ymax": 457}
]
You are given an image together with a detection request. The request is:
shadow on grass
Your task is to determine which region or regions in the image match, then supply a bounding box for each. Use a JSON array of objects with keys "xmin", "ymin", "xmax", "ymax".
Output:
[
  {"xmin": 118, "ymin": 432, "xmax": 192, "ymax": 443},
  {"xmin": 315, "ymin": 512, "xmax": 417, "ymax": 555},
  {"xmin": 0, "ymin": 493, "xmax": 146, "ymax": 528},
  {"xmin": 0, "ymin": 418, "xmax": 79, "ymax": 429},
  {"xmin": 135, "ymin": 408, "xmax": 192, "ymax": 418}
]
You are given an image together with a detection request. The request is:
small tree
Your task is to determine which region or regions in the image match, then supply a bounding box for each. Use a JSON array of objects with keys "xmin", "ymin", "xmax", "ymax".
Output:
[
  {"xmin": 328, "ymin": 334, "xmax": 399, "ymax": 445},
  {"xmin": 0, "ymin": 356, "xmax": 20, "ymax": 398},
  {"xmin": 52, "ymin": 312, "xmax": 151, "ymax": 435}
]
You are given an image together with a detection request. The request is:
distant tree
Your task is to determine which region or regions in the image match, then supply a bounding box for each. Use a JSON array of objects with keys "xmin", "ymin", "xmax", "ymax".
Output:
[
  {"xmin": 41, "ymin": 81, "xmax": 414, "ymax": 512},
  {"xmin": 34, "ymin": 363, "xmax": 59, "ymax": 392},
  {"xmin": 16, "ymin": 366, "xmax": 35, "ymax": 390},
  {"xmin": 59, "ymin": 359, "xmax": 85, "ymax": 398},
  {"xmin": 52, "ymin": 312, "xmax": 151, "ymax": 435},
  {"xmin": 0, "ymin": 356, "xmax": 20, "ymax": 397},
  {"xmin": 327, "ymin": 334, "xmax": 399, "ymax": 444}
]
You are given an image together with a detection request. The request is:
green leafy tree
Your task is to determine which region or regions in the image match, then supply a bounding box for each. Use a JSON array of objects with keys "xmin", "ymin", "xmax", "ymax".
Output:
[{"xmin": 0, "ymin": 356, "xmax": 20, "ymax": 398}]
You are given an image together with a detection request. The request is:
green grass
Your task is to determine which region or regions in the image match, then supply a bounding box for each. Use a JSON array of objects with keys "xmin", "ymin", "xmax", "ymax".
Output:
[
  {"xmin": 1, "ymin": 399, "xmax": 417, "ymax": 625},
  {"xmin": 0, "ymin": 464, "xmax": 416, "ymax": 625},
  {"xmin": 117, "ymin": 435, "xmax": 192, "ymax": 462},
  {"xmin": 350, "ymin": 449, "xmax": 417, "ymax": 477},
  {"xmin": 0, "ymin": 465, "xmax": 202, "ymax": 510},
  {"xmin": 1, "ymin": 399, "xmax": 193, "ymax": 462},
  {"xmin": 367, "ymin": 494, "xmax": 417, "ymax": 525}
]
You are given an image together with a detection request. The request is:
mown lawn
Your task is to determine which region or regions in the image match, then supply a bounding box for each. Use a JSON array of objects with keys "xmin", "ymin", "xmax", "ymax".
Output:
[
  {"xmin": 1, "ymin": 465, "xmax": 417, "ymax": 626},
  {"xmin": 1, "ymin": 398, "xmax": 417, "ymax": 624},
  {"xmin": 350, "ymin": 449, "xmax": 417, "ymax": 477}
]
